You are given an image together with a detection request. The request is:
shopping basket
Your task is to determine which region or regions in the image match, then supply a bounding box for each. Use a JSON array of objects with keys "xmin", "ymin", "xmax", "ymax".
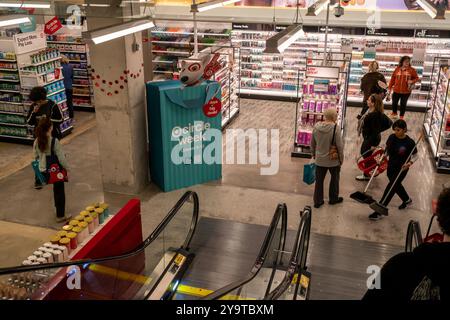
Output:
[{"xmin": 357, "ymin": 148, "xmax": 388, "ymax": 177}]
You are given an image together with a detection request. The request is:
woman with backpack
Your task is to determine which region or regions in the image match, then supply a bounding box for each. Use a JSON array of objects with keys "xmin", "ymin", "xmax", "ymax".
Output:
[{"xmin": 34, "ymin": 117, "xmax": 70, "ymax": 223}]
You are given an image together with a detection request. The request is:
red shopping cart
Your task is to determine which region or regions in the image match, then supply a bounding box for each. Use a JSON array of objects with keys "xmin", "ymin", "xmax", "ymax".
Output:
[{"xmin": 357, "ymin": 148, "xmax": 389, "ymax": 177}]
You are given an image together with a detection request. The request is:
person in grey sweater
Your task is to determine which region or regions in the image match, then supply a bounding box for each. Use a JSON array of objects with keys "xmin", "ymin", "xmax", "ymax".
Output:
[{"xmin": 310, "ymin": 108, "xmax": 344, "ymax": 208}]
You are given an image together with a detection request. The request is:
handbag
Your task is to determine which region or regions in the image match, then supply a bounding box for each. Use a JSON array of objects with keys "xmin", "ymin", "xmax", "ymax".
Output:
[
  {"xmin": 303, "ymin": 161, "xmax": 316, "ymax": 185},
  {"xmin": 46, "ymin": 138, "xmax": 68, "ymax": 184},
  {"xmin": 329, "ymin": 124, "xmax": 339, "ymax": 161}
]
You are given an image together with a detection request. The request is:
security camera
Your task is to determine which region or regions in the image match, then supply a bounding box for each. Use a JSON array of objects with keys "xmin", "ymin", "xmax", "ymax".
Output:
[{"xmin": 334, "ymin": 5, "xmax": 344, "ymax": 17}]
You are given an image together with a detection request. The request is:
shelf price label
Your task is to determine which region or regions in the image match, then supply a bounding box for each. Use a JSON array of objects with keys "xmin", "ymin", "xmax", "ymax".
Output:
[{"xmin": 306, "ymin": 66, "xmax": 339, "ymax": 79}]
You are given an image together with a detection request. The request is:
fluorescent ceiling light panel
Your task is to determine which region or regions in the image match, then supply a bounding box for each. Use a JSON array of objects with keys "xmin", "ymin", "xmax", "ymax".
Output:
[
  {"xmin": 306, "ymin": 0, "xmax": 330, "ymax": 16},
  {"xmin": 264, "ymin": 24, "xmax": 305, "ymax": 54},
  {"xmin": 416, "ymin": 0, "xmax": 445, "ymax": 19},
  {"xmin": 86, "ymin": 19, "xmax": 154, "ymax": 44},
  {"xmin": 191, "ymin": 0, "xmax": 241, "ymax": 13},
  {"xmin": 0, "ymin": 1, "xmax": 50, "ymax": 9},
  {"xmin": 0, "ymin": 14, "xmax": 30, "ymax": 27}
]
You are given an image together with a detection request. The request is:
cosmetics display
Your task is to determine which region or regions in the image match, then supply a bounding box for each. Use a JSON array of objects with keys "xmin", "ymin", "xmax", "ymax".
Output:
[
  {"xmin": 423, "ymin": 63, "xmax": 450, "ymax": 174},
  {"xmin": 47, "ymin": 35, "xmax": 94, "ymax": 111},
  {"xmin": 0, "ymin": 202, "xmax": 112, "ymax": 300},
  {"xmin": 292, "ymin": 60, "xmax": 350, "ymax": 158}
]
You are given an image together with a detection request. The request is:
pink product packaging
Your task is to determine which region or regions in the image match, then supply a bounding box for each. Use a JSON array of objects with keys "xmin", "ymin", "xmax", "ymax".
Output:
[
  {"xmin": 309, "ymin": 100, "xmax": 316, "ymax": 112},
  {"xmin": 309, "ymin": 84, "xmax": 314, "ymax": 94},
  {"xmin": 301, "ymin": 114, "xmax": 308, "ymax": 125},
  {"xmin": 303, "ymin": 100, "xmax": 309, "ymax": 111},
  {"xmin": 303, "ymin": 84, "xmax": 308, "ymax": 94},
  {"xmin": 305, "ymin": 132, "xmax": 312, "ymax": 146},
  {"xmin": 322, "ymin": 101, "xmax": 329, "ymax": 111},
  {"xmin": 316, "ymin": 101, "xmax": 323, "ymax": 113}
]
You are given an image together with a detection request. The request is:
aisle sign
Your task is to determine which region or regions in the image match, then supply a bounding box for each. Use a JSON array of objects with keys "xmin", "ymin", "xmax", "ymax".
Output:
[
  {"xmin": 13, "ymin": 31, "xmax": 46, "ymax": 55},
  {"xmin": 19, "ymin": 16, "xmax": 36, "ymax": 33},
  {"xmin": 45, "ymin": 16, "xmax": 63, "ymax": 35},
  {"xmin": 306, "ymin": 66, "xmax": 339, "ymax": 79}
]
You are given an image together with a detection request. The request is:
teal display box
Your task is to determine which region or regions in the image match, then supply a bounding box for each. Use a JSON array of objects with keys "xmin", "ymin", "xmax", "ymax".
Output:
[{"xmin": 146, "ymin": 80, "xmax": 222, "ymax": 192}]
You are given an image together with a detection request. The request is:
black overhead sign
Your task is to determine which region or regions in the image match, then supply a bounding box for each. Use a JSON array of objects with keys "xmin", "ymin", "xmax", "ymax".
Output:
[
  {"xmin": 414, "ymin": 29, "xmax": 450, "ymax": 39},
  {"xmin": 365, "ymin": 27, "xmax": 415, "ymax": 37},
  {"xmin": 318, "ymin": 26, "xmax": 365, "ymax": 35}
]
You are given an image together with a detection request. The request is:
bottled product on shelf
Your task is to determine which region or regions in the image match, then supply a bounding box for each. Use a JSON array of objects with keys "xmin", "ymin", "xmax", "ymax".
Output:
[
  {"xmin": 423, "ymin": 63, "xmax": 450, "ymax": 173},
  {"xmin": 47, "ymin": 35, "xmax": 94, "ymax": 111}
]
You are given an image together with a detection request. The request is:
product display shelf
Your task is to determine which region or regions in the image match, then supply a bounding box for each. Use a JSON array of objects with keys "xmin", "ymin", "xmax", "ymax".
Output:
[
  {"xmin": 17, "ymin": 45, "xmax": 73, "ymax": 139},
  {"xmin": 292, "ymin": 58, "xmax": 350, "ymax": 159},
  {"xmin": 150, "ymin": 24, "xmax": 232, "ymax": 81},
  {"xmin": 0, "ymin": 48, "xmax": 30, "ymax": 144},
  {"xmin": 47, "ymin": 36, "xmax": 95, "ymax": 112},
  {"xmin": 423, "ymin": 64, "xmax": 450, "ymax": 173}
]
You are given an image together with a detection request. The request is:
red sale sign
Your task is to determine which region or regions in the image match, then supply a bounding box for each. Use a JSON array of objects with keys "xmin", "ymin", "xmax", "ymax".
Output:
[
  {"xmin": 44, "ymin": 16, "xmax": 62, "ymax": 35},
  {"xmin": 203, "ymin": 97, "xmax": 222, "ymax": 118}
]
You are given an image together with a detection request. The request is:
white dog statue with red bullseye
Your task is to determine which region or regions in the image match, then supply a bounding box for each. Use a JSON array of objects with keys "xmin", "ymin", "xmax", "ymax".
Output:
[{"xmin": 180, "ymin": 52, "xmax": 221, "ymax": 87}]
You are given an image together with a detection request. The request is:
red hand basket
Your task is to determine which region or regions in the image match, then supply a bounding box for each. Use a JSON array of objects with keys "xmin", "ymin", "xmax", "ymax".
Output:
[{"xmin": 357, "ymin": 149, "xmax": 388, "ymax": 177}]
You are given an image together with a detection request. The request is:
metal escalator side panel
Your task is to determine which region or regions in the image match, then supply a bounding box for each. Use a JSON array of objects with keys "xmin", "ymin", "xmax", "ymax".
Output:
[{"xmin": 146, "ymin": 249, "xmax": 194, "ymax": 300}]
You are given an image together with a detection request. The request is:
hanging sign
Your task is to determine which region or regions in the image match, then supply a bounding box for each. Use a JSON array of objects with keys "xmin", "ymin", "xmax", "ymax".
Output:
[
  {"xmin": 13, "ymin": 31, "xmax": 46, "ymax": 55},
  {"xmin": 19, "ymin": 16, "xmax": 36, "ymax": 33},
  {"xmin": 44, "ymin": 16, "xmax": 63, "ymax": 35},
  {"xmin": 366, "ymin": 27, "xmax": 415, "ymax": 37},
  {"xmin": 415, "ymin": 29, "xmax": 450, "ymax": 39},
  {"xmin": 203, "ymin": 97, "xmax": 222, "ymax": 118}
]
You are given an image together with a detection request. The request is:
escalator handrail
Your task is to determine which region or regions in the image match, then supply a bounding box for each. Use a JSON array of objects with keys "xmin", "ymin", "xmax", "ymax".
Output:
[
  {"xmin": 405, "ymin": 219, "xmax": 423, "ymax": 253},
  {"xmin": 0, "ymin": 191, "xmax": 199, "ymax": 276},
  {"xmin": 265, "ymin": 206, "xmax": 312, "ymax": 300},
  {"xmin": 202, "ymin": 203, "xmax": 288, "ymax": 300}
]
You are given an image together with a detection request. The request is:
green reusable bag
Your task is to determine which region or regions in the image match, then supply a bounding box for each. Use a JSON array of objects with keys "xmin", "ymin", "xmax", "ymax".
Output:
[{"xmin": 146, "ymin": 80, "xmax": 222, "ymax": 192}]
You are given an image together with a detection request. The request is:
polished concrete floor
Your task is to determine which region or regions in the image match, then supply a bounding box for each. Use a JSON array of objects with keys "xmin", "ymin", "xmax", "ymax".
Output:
[{"xmin": 0, "ymin": 100, "xmax": 447, "ymax": 299}]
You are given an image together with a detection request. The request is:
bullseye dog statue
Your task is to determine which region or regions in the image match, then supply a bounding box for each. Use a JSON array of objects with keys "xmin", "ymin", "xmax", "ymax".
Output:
[{"xmin": 180, "ymin": 52, "xmax": 222, "ymax": 87}]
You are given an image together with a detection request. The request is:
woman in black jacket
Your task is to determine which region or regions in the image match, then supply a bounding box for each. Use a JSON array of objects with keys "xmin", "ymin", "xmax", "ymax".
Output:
[
  {"xmin": 358, "ymin": 61, "xmax": 387, "ymax": 119},
  {"xmin": 356, "ymin": 94, "xmax": 392, "ymax": 181},
  {"xmin": 363, "ymin": 187, "xmax": 450, "ymax": 300}
]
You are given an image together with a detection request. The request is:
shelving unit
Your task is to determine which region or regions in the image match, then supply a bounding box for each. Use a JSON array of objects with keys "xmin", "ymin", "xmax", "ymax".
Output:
[
  {"xmin": 0, "ymin": 41, "xmax": 30, "ymax": 143},
  {"xmin": 423, "ymin": 62, "xmax": 450, "ymax": 174},
  {"xmin": 292, "ymin": 58, "xmax": 350, "ymax": 158},
  {"xmin": 150, "ymin": 23, "xmax": 232, "ymax": 81},
  {"xmin": 47, "ymin": 36, "xmax": 94, "ymax": 112}
]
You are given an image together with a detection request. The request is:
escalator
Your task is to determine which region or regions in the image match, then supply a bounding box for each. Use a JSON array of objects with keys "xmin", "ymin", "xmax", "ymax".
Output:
[{"xmin": 0, "ymin": 191, "xmax": 311, "ymax": 300}]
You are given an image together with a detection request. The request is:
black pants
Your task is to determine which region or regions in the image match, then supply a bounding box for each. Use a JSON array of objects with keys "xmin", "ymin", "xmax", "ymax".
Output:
[
  {"xmin": 314, "ymin": 165, "xmax": 340, "ymax": 205},
  {"xmin": 392, "ymin": 92, "xmax": 410, "ymax": 117},
  {"xmin": 66, "ymin": 88, "xmax": 73, "ymax": 118},
  {"xmin": 380, "ymin": 167, "xmax": 410, "ymax": 207},
  {"xmin": 53, "ymin": 182, "xmax": 66, "ymax": 218}
]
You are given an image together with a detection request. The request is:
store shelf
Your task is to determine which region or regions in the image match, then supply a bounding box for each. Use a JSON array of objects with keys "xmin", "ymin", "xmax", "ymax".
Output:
[
  {"xmin": 47, "ymin": 88, "xmax": 66, "ymax": 97},
  {"xmin": 0, "ymin": 110, "xmax": 24, "ymax": 116},
  {"xmin": 47, "ymin": 41, "xmax": 83, "ymax": 45},
  {"xmin": 0, "ymin": 78, "xmax": 19, "ymax": 82},
  {"xmin": 22, "ymin": 56, "xmax": 61, "ymax": 67},
  {"xmin": 61, "ymin": 126, "xmax": 73, "ymax": 134},
  {"xmin": 0, "ymin": 100, "xmax": 22, "ymax": 105},
  {"xmin": 152, "ymin": 60, "xmax": 176, "ymax": 64},
  {"xmin": 0, "ymin": 59, "xmax": 16, "ymax": 62},
  {"xmin": 73, "ymin": 75, "xmax": 89, "ymax": 79},
  {"xmin": 73, "ymin": 68, "xmax": 87, "ymax": 71},
  {"xmin": 69, "ymin": 60, "xmax": 87, "ymax": 63},
  {"xmin": 153, "ymin": 70, "xmax": 174, "ymax": 74},
  {"xmin": 239, "ymin": 88, "xmax": 301, "ymax": 98},
  {"xmin": 0, "ymin": 89, "xmax": 20, "ymax": 93},
  {"xmin": 151, "ymin": 30, "xmax": 230, "ymax": 37},
  {"xmin": 152, "ymin": 50, "xmax": 191, "ymax": 56},
  {"xmin": 151, "ymin": 40, "xmax": 191, "ymax": 45},
  {"xmin": 44, "ymin": 77, "xmax": 65, "ymax": 86},
  {"xmin": 0, "ymin": 68, "xmax": 17, "ymax": 72},
  {"xmin": 0, "ymin": 122, "xmax": 26, "ymax": 127},
  {"xmin": 56, "ymin": 50, "xmax": 86, "ymax": 54},
  {"xmin": 72, "ymin": 84, "xmax": 90, "ymax": 87},
  {"xmin": 73, "ymin": 93, "xmax": 91, "ymax": 97}
]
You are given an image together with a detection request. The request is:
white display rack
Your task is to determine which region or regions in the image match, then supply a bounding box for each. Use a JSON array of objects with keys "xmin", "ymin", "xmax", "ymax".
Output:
[{"xmin": 423, "ymin": 61, "xmax": 450, "ymax": 174}]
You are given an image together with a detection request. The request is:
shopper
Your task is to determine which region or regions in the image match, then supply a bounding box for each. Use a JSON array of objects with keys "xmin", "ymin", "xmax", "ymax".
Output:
[
  {"xmin": 368, "ymin": 119, "xmax": 418, "ymax": 221},
  {"xmin": 358, "ymin": 61, "xmax": 387, "ymax": 119},
  {"xmin": 387, "ymin": 56, "xmax": 419, "ymax": 119},
  {"xmin": 34, "ymin": 117, "xmax": 70, "ymax": 223},
  {"xmin": 61, "ymin": 55, "xmax": 74, "ymax": 119},
  {"xmin": 311, "ymin": 108, "xmax": 344, "ymax": 208},
  {"xmin": 363, "ymin": 187, "xmax": 450, "ymax": 300},
  {"xmin": 356, "ymin": 94, "xmax": 392, "ymax": 181},
  {"xmin": 27, "ymin": 86, "xmax": 63, "ymax": 139},
  {"xmin": 27, "ymin": 86, "xmax": 64, "ymax": 189}
]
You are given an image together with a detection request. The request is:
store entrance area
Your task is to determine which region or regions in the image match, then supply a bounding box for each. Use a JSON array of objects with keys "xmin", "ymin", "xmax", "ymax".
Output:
[{"xmin": 0, "ymin": 98, "xmax": 446, "ymax": 272}]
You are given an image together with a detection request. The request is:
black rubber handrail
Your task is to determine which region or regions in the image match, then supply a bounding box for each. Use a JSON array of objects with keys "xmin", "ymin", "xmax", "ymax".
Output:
[
  {"xmin": 202, "ymin": 203, "xmax": 288, "ymax": 300},
  {"xmin": 265, "ymin": 206, "xmax": 312, "ymax": 300},
  {"xmin": 0, "ymin": 191, "xmax": 199, "ymax": 276},
  {"xmin": 405, "ymin": 219, "xmax": 423, "ymax": 253}
]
